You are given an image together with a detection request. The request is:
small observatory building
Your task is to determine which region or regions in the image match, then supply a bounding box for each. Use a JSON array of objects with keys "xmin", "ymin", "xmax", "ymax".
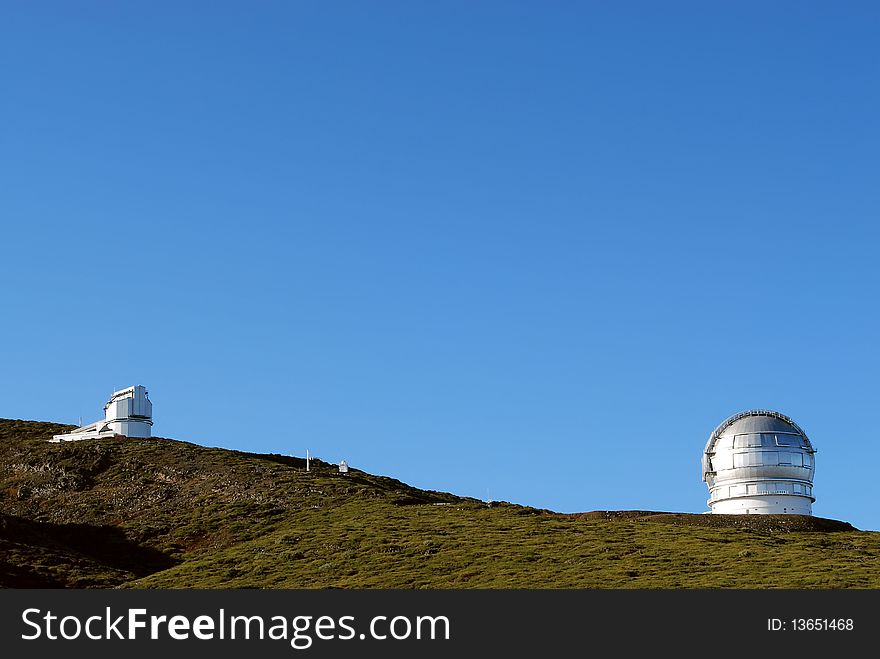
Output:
[
  {"xmin": 701, "ymin": 410, "xmax": 816, "ymax": 515},
  {"xmin": 51, "ymin": 385, "xmax": 153, "ymax": 442}
]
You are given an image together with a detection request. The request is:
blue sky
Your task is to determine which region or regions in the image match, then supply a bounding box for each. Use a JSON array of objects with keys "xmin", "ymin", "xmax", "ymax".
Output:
[{"xmin": 2, "ymin": 2, "xmax": 879, "ymax": 530}]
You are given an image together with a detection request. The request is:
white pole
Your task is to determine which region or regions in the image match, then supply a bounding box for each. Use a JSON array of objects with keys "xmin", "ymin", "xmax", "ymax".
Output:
[{"xmin": 306, "ymin": 449, "xmax": 310, "ymax": 472}]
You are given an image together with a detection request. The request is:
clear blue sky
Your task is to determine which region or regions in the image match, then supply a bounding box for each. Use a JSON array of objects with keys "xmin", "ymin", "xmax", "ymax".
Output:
[{"xmin": 2, "ymin": 2, "xmax": 878, "ymax": 529}]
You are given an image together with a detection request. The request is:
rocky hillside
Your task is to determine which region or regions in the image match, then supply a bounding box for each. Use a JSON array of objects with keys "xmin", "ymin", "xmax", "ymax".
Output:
[{"xmin": 1, "ymin": 418, "xmax": 878, "ymax": 588}]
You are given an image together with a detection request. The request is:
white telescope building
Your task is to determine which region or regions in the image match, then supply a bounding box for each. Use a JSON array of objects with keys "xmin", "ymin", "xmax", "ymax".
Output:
[
  {"xmin": 702, "ymin": 410, "xmax": 816, "ymax": 515},
  {"xmin": 51, "ymin": 385, "xmax": 153, "ymax": 442}
]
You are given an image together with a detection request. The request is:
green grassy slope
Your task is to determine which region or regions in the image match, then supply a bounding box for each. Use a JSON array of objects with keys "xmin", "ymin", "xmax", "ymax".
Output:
[{"xmin": 1, "ymin": 419, "xmax": 878, "ymax": 588}]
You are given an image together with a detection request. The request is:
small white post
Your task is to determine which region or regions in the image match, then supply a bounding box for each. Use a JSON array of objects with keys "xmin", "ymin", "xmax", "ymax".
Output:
[{"xmin": 306, "ymin": 449, "xmax": 310, "ymax": 472}]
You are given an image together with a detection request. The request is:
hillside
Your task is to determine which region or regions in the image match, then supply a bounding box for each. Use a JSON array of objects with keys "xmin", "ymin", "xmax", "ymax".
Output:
[{"xmin": 1, "ymin": 418, "xmax": 878, "ymax": 588}]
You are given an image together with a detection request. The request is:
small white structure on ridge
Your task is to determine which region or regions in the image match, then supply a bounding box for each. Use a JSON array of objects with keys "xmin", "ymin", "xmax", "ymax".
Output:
[
  {"xmin": 51, "ymin": 385, "xmax": 153, "ymax": 443},
  {"xmin": 702, "ymin": 409, "xmax": 816, "ymax": 515},
  {"xmin": 338, "ymin": 460, "xmax": 349, "ymax": 473}
]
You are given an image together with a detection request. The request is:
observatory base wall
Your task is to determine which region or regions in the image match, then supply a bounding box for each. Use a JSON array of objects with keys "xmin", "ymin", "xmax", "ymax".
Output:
[
  {"xmin": 109, "ymin": 420, "xmax": 152, "ymax": 438},
  {"xmin": 709, "ymin": 495, "xmax": 812, "ymax": 515}
]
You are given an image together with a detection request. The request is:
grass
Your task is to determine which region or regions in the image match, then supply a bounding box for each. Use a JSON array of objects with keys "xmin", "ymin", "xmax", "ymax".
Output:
[{"xmin": 1, "ymin": 418, "xmax": 879, "ymax": 589}]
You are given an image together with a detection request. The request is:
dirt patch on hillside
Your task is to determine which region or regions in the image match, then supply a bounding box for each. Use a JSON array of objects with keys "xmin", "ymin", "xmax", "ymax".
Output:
[{"xmin": 562, "ymin": 511, "xmax": 858, "ymax": 532}]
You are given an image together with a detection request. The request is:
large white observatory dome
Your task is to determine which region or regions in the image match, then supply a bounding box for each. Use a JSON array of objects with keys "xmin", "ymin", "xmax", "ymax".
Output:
[
  {"xmin": 50, "ymin": 385, "xmax": 153, "ymax": 443},
  {"xmin": 702, "ymin": 410, "xmax": 816, "ymax": 515}
]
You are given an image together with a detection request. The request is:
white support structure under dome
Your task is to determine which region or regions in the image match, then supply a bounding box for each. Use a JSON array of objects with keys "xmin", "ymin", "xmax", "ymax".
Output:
[
  {"xmin": 702, "ymin": 410, "xmax": 816, "ymax": 515},
  {"xmin": 51, "ymin": 385, "xmax": 153, "ymax": 443}
]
